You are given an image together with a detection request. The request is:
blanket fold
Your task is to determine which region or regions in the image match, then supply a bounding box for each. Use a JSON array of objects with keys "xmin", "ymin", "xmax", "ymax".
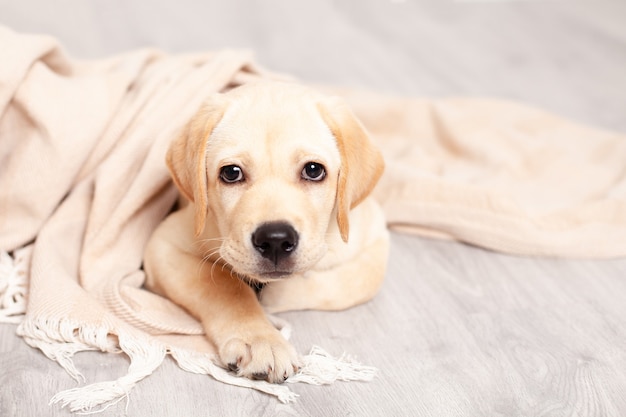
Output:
[
  {"xmin": 1, "ymin": 26, "xmax": 625, "ymax": 412},
  {"xmin": 337, "ymin": 89, "xmax": 626, "ymax": 257}
]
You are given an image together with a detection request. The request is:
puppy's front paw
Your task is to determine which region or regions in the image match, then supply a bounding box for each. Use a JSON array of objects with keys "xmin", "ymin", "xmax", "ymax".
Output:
[{"xmin": 219, "ymin": 326, "xmax": 300, "ymax": 383}]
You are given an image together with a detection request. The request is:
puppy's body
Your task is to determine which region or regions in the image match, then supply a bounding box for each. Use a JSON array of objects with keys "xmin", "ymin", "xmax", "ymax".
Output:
[{"xmin": 144, "ymin": 82, "xmax": 389, "ymax": 383}]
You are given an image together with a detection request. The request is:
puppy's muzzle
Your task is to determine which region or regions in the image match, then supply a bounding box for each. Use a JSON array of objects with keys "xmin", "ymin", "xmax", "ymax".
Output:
[{"xmin": 252, "ymin": 222, "xmax": 298, "ymax": 268}]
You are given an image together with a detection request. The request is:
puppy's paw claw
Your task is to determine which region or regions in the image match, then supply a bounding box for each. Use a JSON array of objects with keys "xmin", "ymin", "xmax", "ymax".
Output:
[
  {"xmin": 252, "ymin": 371, "xmax": 269, "ymax": 381},
  {"xmin": 219, "ymin": 330, "xmax": 300, "ymax": 384}
]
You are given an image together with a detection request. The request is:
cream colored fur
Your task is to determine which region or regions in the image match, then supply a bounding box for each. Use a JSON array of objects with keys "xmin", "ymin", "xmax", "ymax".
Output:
[{"xmin": 143, "ymin": 81, "xmax": 389, "ymax": 384}]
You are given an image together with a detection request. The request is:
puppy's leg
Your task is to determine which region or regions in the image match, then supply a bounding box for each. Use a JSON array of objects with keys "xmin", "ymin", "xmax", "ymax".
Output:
[
  {"xmin": 259, "ymin": 231, "xmax": 390, "ymax": 313},
  {"xmin": 144, "ymin": 218, "xmax": 300, "ymax": 383}
]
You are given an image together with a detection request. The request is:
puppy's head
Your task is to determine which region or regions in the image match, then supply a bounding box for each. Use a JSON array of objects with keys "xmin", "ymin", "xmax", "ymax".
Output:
[{"xmin": 167, "ymin": 82, "xmax": 383, "ymax": 282}]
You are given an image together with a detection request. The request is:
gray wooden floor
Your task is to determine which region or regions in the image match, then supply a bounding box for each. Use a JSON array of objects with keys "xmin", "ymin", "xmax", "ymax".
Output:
[{"xmin": 1, "ymin": 1, "xmax": 626, "ymax": 416}]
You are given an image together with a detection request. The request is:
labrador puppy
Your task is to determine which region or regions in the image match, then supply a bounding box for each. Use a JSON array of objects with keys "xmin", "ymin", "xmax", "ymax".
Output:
[{"xmin": 143, "ymin": 81, "xmax": 389, "ymax": 383}]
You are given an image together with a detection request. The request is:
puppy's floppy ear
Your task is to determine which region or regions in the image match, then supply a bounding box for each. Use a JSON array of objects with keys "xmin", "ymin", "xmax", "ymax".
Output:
[
  {"xmin": 318, "ymin": 98, "xmax": 384, "ymax": 243},
  {"xmin": 166, "ymin": 96, "xmax": 227, "ymax": 236}
]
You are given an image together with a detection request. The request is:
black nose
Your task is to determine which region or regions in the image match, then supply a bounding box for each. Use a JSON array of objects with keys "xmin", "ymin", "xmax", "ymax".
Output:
[{"xmin": 251, "ymin": 222, "xmax": 299, "ymax": 266}]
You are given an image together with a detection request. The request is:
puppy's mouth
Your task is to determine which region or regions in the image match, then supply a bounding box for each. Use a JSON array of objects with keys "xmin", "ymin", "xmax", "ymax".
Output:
[
  {"xmin": 259, "ymin": 271, "xmax": 292, "ymax": 279},
  {"xmin": 232, "ymin": 267, "xmax": 294, "ymax": 290},
  {"xmin": 248, "ymin": 268, "xmax": 295, "ymax": 283}
]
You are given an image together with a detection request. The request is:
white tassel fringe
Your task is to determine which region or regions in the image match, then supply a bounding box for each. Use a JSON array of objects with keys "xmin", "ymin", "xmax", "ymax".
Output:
[
  {"xmin": 288, "ymin": 345, "xmax": 378, "ymax": 386},
  {"xmin": 48, "ymin": 333, "xmax": 167, "ymax": 414},
  {"xmin": 0, "ymin": 247, "xmax": 32, "ymax": 324}
]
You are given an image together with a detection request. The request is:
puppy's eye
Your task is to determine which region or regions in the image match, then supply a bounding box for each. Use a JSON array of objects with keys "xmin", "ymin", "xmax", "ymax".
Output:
[
  {"xmin": 301, "ymin": 162, "xmax": 326, "ymax": 182},
  {"xmin": 219, "ymin": 165, "xmax": 244, "ymax": 183}
]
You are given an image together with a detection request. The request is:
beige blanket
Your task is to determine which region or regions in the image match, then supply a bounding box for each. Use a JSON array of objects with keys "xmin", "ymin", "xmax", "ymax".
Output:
[{"xmin": 1, "ymin": 26, "xmax": 625, "ymax": 412}]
